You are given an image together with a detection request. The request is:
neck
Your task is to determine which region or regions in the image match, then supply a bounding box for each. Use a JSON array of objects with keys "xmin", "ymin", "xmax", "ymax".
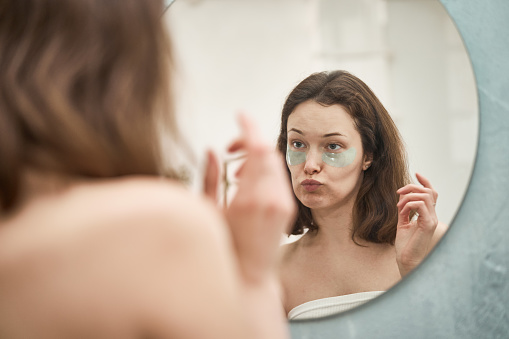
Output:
[
  {"xmin": 311, "ymin": 208, "xmax": 353, "ymax": 240},
  {"xmin": 18, "ymin": 170, "xmax": 80, "ymax": 206},
  {"xmin": 307, "ymin": 200, "xmax": 356, "ymax": 246}
]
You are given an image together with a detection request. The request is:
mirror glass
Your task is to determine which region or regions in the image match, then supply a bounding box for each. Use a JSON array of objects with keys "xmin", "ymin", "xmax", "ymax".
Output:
[{"xmin": 164, "ymin": 0, "xmax": 478, "ymax": 318}]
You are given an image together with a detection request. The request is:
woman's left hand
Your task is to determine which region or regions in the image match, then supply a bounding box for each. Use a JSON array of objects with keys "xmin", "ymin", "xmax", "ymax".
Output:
[{"xmin": 395, "ymin": 173, "xmax": 439, "ymax": 277}]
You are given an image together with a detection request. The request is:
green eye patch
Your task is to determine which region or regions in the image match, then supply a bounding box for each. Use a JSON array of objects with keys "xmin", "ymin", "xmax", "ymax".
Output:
[{"xmin": 286, "ymin": 146, "xmax": 357, "ymax": 167}]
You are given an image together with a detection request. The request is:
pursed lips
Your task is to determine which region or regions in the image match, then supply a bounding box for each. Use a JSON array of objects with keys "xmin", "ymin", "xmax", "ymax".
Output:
[{"xmin": 301, "ymin": 179, "xmax": 322, "ymax": 192}]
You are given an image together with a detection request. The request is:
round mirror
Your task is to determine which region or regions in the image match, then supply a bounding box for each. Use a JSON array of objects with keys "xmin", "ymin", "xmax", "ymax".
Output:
[{"xmin": 164, "ymin": 0, "xmax": 478, "ymax": 319}]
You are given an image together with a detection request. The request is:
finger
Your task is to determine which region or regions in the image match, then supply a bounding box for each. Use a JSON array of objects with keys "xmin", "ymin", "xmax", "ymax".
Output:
[
  {"xmin": 415, "ymin": 173, "xmax": 438, "ymax": 202},
  {"xmin": 398, "ymin": 201, "xmax": 436, "ymax": 244},
  {"xmin": 398, "ymin": 199, "xmax": 426, "ymax": 226},
  {"xmin": 398, "ymin": 201, "xmax": 412, "ymax": 226},
  {"xmin": 227, "ymin": 155, "xmax": 247, "ymax": 178},
  {"xmin": 203, "ymin": 150, "xmax": 220, "ymax": 202},
  {"xmin": 227, "ymin": 139, "xmax": 245, "ymax": 153},
  {"xmin": 227, "ymin": 112, "xmax": 261, "ymax": 153},
  {"xmin": 234, "ymin": 163, "xmax": 245, "ymax": 178},
  {"xmin": 397, "ymin": 193, "xmax": 435, "ymax": 211},
  {"xmin": 397, "ymin": 184, "xmax": 433, "ymax": 195},
  {"xmin": 237, "ymin": 112, "xmax": 262, "ymax": 147},
  {"xmin": 400, "ymin": 201, "xmax": 435, "ymax": 230},
  {"xmin": 236, "ymin": 115, "xmax": 273, "ymax": 176},
  {"xmin": 415, "ymin": 173, "xmax": 433, "ymax": 189}
]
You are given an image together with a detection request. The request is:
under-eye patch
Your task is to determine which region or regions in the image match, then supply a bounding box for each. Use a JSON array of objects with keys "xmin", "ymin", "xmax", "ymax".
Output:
[
  {"xmin": 286, "ymin": 146, "xmax": 307, "ymax": 166},
  {"xmin": 322, "ymin": 147, "xmax": 356, "ymax": 167},
  {"xmin": 286, "ymin": 146, "xmax": 357, "ymax": 168}
]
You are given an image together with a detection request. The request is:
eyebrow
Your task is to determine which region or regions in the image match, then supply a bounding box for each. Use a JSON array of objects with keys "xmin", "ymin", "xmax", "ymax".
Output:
[
  {"xmin": 288, "ymin": 128, "xmax": 346, "ymax": 138},
  {"xmin": 323, "ymin": 132, "xmax": 345, "ymax": 138}
]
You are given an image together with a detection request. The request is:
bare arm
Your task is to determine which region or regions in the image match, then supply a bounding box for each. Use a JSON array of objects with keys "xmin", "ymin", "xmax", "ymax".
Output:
[{"xmin": 203, "ymin": 114, "xmax": 296, "ymax": 336}]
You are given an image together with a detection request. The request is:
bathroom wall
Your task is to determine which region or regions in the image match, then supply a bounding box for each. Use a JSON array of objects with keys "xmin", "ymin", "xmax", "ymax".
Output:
[{"xmin": 165, "ymin": 0, "xmax": 477, "ymax": 226}]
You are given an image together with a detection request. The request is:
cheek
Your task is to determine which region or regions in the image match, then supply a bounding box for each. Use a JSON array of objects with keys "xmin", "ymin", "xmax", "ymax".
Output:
[
  {"xmin": 328, "ymin": 167, "xmax": 364, "ymax": 190},
  {"xmin": 287, "ymin": 166, "xmax": 301, "ymax": 190}
]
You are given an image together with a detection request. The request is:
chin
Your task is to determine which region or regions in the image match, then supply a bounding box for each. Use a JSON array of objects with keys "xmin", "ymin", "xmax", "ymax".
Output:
[{"xmin": 297, "ymin": 194, "xmax": 327, "ymax": 210}]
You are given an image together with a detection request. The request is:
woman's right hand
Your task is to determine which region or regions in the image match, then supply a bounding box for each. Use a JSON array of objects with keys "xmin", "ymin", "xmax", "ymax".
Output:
[{"xmin": 225, "ymin": 114, "xmax": 296, "ymax": 284}]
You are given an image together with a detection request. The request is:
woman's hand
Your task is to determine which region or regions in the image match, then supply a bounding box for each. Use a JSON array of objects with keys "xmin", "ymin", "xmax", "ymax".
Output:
[
  {"xmin": 201, "ymin": 115, "xmax": 293, "ymax": 339},
  {"xmin": 203, "ymin": 149, "xmax": 220, "ymax": 204},
  {"xmin": 224, "ymin": 114, "xmax": 296, "ymax": 284},
  {"xmin": 395, "ymin": 173, "xmax": 439, "ymax": 277}
]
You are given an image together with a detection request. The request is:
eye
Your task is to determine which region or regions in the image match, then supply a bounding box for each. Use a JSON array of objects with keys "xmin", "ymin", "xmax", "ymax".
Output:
[
  {"xmin": 327, "ymin": 143, "xmax": 342, "ymax": 151},
  {"xmin": 291, "ymin": 141, "xmax": 305, "ymax": 149}
]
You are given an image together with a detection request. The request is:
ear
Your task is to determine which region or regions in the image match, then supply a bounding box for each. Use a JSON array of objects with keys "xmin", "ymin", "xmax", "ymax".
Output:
[{"xmin": 362, "ymin": 153, "xmax": 373, "ymax": 171}]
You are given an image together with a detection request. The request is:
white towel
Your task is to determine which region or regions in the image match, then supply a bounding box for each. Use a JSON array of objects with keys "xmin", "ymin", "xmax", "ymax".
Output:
[{"xmin": 288, "ymin": 291, "xmax": 385, "ymax": 320}]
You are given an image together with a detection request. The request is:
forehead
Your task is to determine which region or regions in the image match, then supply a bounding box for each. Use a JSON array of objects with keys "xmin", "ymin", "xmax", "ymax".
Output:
[{"xmin": 287, "ymin": 100, "xmax": 357, "ymax": 135}]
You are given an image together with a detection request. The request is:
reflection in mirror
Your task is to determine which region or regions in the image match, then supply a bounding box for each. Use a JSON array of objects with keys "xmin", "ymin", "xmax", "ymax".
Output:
[{"xmin": 165, "ymin": 0, "xmax": 478, "ymax": 320}]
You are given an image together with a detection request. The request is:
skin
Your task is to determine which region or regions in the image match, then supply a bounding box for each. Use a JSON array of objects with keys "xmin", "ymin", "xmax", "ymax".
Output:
[
  {"xmin": 278, "ymin": 100, "xmax": 448, "ymax": 315},
  {"xmin": 0, "ymin": 115, "xmax": 295, "ymax": 339}
]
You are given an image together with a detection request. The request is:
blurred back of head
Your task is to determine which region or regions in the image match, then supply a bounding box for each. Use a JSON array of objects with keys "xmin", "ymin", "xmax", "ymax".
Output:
[{"xmin": 0, "ymin": 0, "xmax": 179, "ymax": 213}]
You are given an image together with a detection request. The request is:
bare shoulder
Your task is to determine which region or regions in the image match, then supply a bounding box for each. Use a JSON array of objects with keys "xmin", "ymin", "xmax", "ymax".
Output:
[
  {"xmin": 77, "ymin": 177, "xmax": 218, "ymax": 221},
  {"xmin": 68, "ymin": 178, "xmax": 246, "ymax": 338},
  {"xmin": 278, "ymin": 237, "xmax": 302, "ymax": 268},
  {"xmin": 65, "ymin": 176, "xmax": 228, "ymax": 240},
  {"xmin": 277, "ymin": 236, "xmax": 306, "ymax": 305},
  {"xmin": 0, "ymin": 176, "xmax": 232, "ymax": 283},
  {"xmin": 0, "ymin": 177, "xmax": 243, "ymax": 338},
  {"xmin": 1, "ymin": 176, "xmax": 229, "ymax": 257}
]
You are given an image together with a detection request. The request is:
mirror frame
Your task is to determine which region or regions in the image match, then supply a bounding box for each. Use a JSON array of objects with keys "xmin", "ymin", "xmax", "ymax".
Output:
[
  {"xmin": 166, "ymin": 0, "xmax": 508, "ymax": 336},
  {"xmin": 290, "ymin": 0, "xmax": 509, "ymax": 337}
]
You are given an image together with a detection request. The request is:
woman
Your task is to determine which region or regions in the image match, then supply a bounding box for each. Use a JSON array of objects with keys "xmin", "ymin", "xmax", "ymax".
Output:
[
  {"xmin": 0, "ymin": 0, "xmax": 294, "ymax": 338},
  {"xmin": 277, "ymin": 70, "xmax": 448, "ymax": 320}
]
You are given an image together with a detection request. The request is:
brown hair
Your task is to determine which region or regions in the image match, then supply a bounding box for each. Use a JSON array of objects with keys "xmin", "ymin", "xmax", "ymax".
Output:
[
  {"xmin": 277, "ymin": 70, "xmax": 411, "ymax": 244},
  {"xmin": 0, "ymin": 0, "xmax": 183, "ymax": 213}
]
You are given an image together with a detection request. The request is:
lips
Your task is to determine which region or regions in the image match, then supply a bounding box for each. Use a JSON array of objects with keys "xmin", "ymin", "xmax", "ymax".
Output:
[{"xmin": 301, "ymin": 179, "xmax": 322, "ymax": 192}]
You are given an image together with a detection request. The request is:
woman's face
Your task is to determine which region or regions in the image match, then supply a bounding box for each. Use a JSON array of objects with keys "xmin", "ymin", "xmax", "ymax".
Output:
[{"xmin": 286, "ymin": 100, "xmax": 371, "ymax": 212}]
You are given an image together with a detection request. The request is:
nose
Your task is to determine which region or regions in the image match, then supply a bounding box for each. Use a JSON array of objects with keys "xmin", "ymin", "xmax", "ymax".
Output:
[{"xmin": 303, "ymin": 150, "xmax": 322, "ymax": 175}]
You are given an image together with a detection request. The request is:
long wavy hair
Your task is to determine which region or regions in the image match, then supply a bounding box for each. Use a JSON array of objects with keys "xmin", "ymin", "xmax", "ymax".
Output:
[
  {"xmin": 0, "ymin": 0, "xmax": 184, "ymax": 213},
  {"xmin": 277, "ymin": 70, "xmax": 411, "ymax": 244}
]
